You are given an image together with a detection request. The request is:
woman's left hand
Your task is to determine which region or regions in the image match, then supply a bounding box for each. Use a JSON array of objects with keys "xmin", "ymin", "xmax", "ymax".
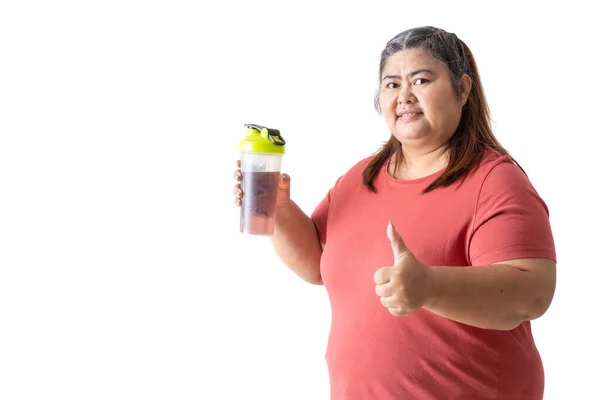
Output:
[{"xmin": 374, "ymin": 221, "xmax": 438, "ymax": 316}]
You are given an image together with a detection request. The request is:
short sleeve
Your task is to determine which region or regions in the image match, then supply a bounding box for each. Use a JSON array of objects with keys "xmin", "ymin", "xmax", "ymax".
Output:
[
  {"xmin": 469, "ymin": 161, "xmax": 556, "ymax": 266},
  {"xmin": 311, "ymin": 192, "xmax": 331, "ymax": 245},
  {"xmin": 311, "ymin": 173, "xmax": 348, "ymax": 245}
]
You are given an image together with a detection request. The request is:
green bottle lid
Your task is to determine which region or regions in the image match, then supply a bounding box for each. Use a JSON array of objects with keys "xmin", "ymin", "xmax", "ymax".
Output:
[{"xmin": 239, "ymin": 124, "xmax": 286, "ymax": 155}]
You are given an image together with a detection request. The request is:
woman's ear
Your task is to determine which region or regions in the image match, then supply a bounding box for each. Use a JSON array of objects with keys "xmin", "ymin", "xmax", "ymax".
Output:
[{"xmin": 460, "ymin": 74, "xmax": 472, "ymax": 106}]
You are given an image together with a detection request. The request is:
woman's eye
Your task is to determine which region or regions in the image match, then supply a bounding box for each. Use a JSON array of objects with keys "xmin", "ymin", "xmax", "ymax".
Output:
[
  {"xmin": 386, "ymin": 82, "xmax": 399, "ymax": 89},
  {"xmin": 414, "ymin": 78, "xmax": 429, "ymax": 85}
]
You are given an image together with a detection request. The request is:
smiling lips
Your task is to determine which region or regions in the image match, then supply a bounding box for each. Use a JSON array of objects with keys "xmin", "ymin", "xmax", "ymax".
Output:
[{"xmin": 397, "ymin": 110, "xmax": 423, "ymax": 122}]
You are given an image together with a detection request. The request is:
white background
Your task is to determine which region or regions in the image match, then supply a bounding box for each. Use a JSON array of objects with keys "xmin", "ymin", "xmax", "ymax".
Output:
[{"xmin": 0, "ymin": 1, "xmax": 598, "ymax": 399}]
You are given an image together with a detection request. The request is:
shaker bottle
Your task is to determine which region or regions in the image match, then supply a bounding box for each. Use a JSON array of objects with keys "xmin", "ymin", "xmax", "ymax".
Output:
[{"xmin": 239, "ymin": 123, "xmax": 286, "ymax": 235}]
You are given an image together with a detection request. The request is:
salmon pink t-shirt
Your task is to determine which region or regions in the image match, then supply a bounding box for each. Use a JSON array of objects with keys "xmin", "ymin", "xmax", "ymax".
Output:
[{"xmin": 311, "ymin": 148, "xmax": 556, "ymax": 400}]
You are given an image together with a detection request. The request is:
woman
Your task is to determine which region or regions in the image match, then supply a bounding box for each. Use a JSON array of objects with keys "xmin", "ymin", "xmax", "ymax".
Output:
[{"xmin": 233, "ymin": 26, "xmax": 556, "ymax": 400}]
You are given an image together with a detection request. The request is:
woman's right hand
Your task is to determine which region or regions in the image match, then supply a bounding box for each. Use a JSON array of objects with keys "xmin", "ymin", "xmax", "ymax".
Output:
[{"xmin": 233, "ymin": 160, "xmax": 291, "ymax": 209}]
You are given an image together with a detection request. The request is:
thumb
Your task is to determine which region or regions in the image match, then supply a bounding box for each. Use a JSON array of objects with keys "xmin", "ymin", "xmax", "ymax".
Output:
[
  {"xmin": 278, "ymin": 173, "xmax": 291, "ymax": 202},
  {"xmin": 387, "ymin": 220, "xmax": 408, "ymax": 263}
]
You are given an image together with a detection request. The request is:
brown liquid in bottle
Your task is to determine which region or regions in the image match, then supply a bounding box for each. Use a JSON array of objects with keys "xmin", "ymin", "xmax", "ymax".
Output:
[{"xmin": 240, "ymin": 171, "xmax": 280, "ymax": 235}]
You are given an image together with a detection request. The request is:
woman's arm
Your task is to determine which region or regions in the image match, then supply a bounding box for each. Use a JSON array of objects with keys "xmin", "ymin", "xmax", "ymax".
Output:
[
  {"xmin": 425, "ymin": 258, "xmax": 556, "ymax": 330},
  {"xmin": 271, "ymin": 199, "xmax": 324, "ymax": 285},
  {"xmin": 375, "ymin": 222, "xmax": 556, "ymax": 330},
  {"xmin": 235, "ymin": 164, "xmax": 323, "ymax": 285},
  {"xmin": 421, "ymin": 159, "xmax": 557, "ymax": 330}
]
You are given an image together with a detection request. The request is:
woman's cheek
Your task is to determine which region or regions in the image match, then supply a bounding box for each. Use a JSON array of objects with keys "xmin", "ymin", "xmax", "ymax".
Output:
[{"xmin": 381, "ymin": 94, "xmax": 395, "ymax": 113}]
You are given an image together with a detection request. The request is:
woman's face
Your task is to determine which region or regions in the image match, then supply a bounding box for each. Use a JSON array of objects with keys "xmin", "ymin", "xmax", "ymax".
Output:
[{"xmin": 379, "ymin": 48, "xmax": 471, "ymax": 151}]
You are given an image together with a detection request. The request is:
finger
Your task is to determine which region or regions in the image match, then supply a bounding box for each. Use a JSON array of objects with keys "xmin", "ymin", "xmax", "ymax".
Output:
[
  {"xmin": 236, "ymin": 159, "xmax": 240, "ymax": 168},
  {"xmin": 388, "ymin": 221, "xmax": 408, "ymax": 263},
  {"xmin": 233, "ymin": 185, "xmax": 243, "ymax": 199},
  {"xmin": 389, "ymin": 307, "xmax": 411, "ymax": 317},
  {"xmin": 233, "ymin": 170, "xmax": 242, "ymax": 182},
  {"xmin": 234, "ymin": 197, "xmax": 242, "ymax": 207},
  {"xmin": 375, "ymin": 283, "xmax": 396, "ymax": 297},
  {"xmin": 374, "ymin": 266, "xmax": 393, "ymax": 285},
  {"xmin": 279, "ymin": 173, "xmax": 290, "ymax": 189},
  {"xmin": 380, "ymin": 295, "xmax": 399, "ymax": 309}
]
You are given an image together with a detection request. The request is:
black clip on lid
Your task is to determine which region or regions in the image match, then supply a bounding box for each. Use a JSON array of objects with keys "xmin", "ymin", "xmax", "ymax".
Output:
[
  {"xmin": 268, "ymin": 129, "xmax": 285, "ymax": 146},
  {"xmin": 244, "ymin": 123, "xmax": 286, "ymax": 146}
]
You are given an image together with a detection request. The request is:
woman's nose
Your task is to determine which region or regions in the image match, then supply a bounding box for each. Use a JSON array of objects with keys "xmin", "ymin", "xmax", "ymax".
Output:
[{"xmin": 397, "ymin": 86, "xmax": 416, "ymax": 104}]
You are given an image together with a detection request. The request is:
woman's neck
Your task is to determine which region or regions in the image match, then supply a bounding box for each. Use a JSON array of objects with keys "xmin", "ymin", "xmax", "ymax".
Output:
[{"xmin": 390, "ymin": 144, "xmax": 449, "ymax": 180}]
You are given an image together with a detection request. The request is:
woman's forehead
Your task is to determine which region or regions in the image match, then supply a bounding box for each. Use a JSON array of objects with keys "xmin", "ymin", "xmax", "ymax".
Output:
[{"xmin": 382, "ymin": 49, "xmax": 441, "ymax": 73}]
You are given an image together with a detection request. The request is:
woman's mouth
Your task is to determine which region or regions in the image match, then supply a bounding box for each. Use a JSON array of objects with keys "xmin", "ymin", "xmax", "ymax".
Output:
[{"xmin": 397, "ymin": 111, "xmax": 423, "ymax": 122}]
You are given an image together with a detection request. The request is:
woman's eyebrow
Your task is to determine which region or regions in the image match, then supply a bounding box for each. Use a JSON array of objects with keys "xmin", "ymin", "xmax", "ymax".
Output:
[{"xmin": 382, "ymin": 69, "xmax": 434, "ymax": 80}]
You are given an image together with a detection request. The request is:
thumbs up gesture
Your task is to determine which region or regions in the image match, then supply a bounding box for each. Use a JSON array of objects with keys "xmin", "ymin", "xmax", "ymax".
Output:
[{"xmin": 374, "ymin": 221, "xmax": 437, "ymax": 317}]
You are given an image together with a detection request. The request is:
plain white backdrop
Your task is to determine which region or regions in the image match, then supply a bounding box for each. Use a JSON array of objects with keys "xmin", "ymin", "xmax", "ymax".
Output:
[{"xmin": 1, "ymin": 1, "xmax": 598, "ymax": 399}]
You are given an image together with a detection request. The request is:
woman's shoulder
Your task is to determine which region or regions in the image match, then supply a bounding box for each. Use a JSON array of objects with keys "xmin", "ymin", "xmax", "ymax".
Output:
[
  {"xmin": 454, "ymin": 146, "xmax": 533, "ymax": 199},
  {"xmin": 334, "ymin": 156, "xmax": 375, "ymax": 181},
  {"xmin": 348, "ymin": 156, "xmax": 375, "ymax": 175},
  {"xmin": 472, "ymin": 146, "xmax": 522, "ymax": 180},
  {"xmin": 325, "ymin": 156, "xmax": 374, "ymax": 193},
  {"xmin": 478, "ymin": 146, "xmax": 512, "ymax": 168},
  {"xmin": 470, "ymin": 146, "xmax": 539, "ymax": 199}
]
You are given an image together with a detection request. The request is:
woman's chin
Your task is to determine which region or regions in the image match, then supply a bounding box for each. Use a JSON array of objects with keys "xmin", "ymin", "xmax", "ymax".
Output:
[{"xmin": 392, "ymin": 130, "xmax": 429, "ymax": 143}]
